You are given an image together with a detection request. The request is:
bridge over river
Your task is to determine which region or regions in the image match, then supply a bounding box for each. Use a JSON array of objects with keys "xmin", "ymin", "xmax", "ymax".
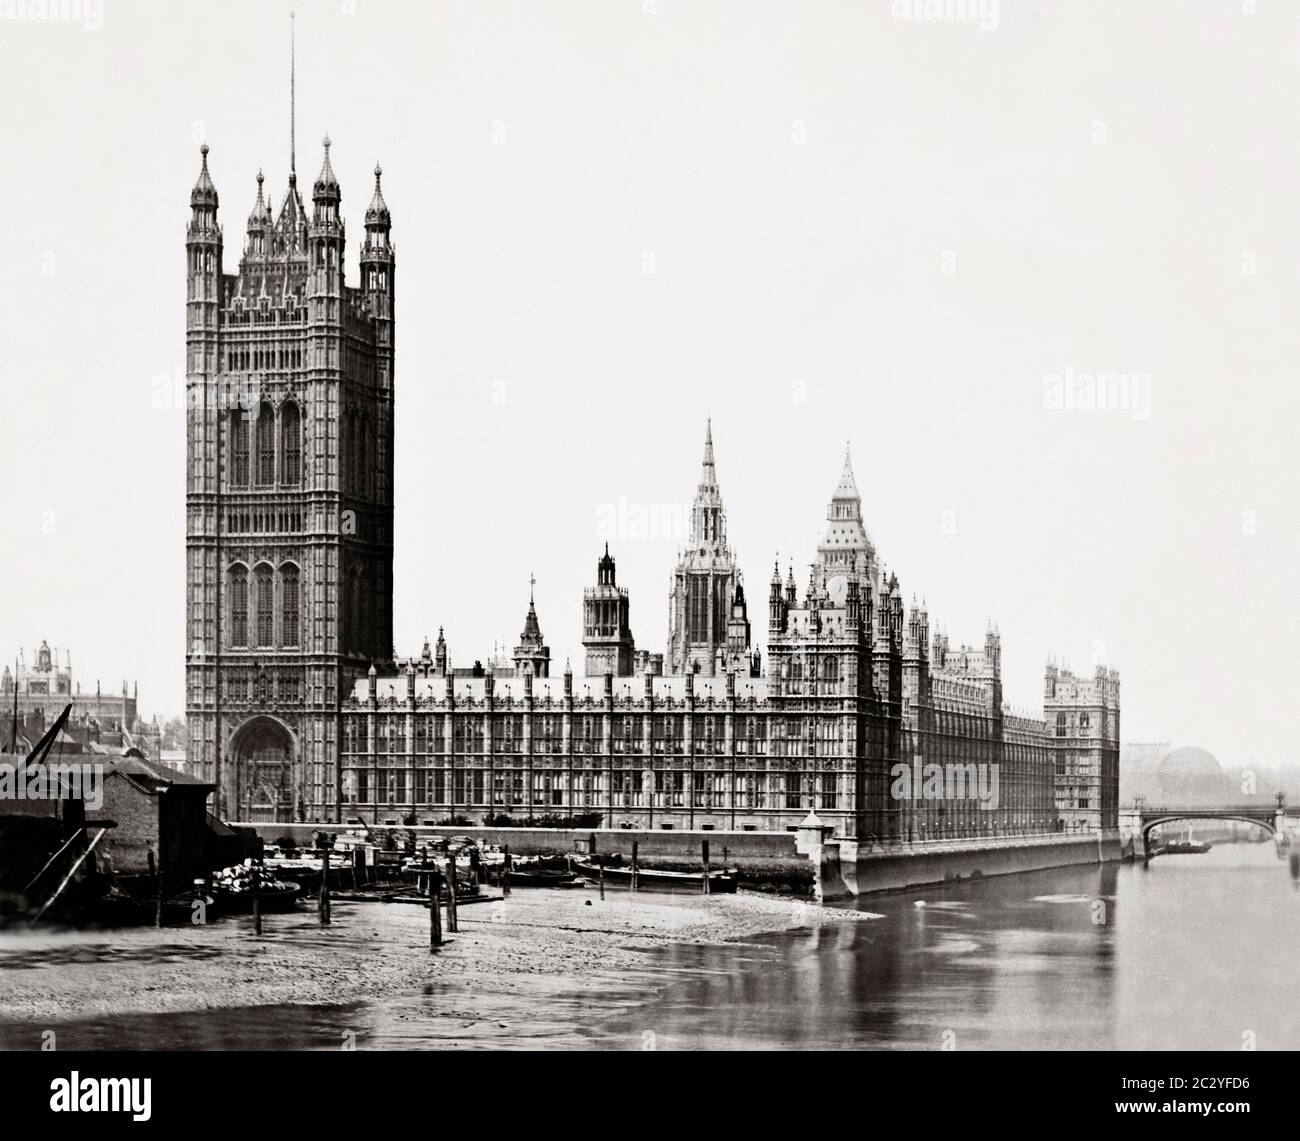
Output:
[{"xmin": 1118, "ymin": 801, "xmax": 1298, "ymax": 859}]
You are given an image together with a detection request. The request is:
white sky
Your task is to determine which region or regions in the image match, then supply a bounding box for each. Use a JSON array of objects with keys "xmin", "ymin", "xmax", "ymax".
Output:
[{"xmin": 1, "ymin": 0, "xmax": 1297, "ymax": 770}]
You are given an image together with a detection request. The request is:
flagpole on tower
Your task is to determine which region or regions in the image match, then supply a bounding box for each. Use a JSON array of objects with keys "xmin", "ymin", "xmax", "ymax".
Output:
[{"xmin": 290, "ymin": 10, "xmax": 296, "ymax": 177}]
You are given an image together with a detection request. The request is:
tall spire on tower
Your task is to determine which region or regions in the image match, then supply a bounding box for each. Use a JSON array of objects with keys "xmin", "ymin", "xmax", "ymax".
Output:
[
  {"xmin": 700, "ymin": 416, "xmax": 716, "ymax": 489},
  {"xmin": 687, "ymin": 417, "xmax": 726, "ymax": 551}
]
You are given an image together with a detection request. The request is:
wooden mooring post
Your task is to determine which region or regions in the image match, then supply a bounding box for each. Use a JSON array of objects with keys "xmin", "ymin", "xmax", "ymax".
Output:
[
  {"xmin": 501, "ymin": 844, "xmax": 511, "ymax": 897},
  {"xmin": 598, "ymin": 857, "xmax": 605, "ymax": 901},
  {"xmin": 252, "ymin": 859, "xmax": 262, "ymax": 936},
  {"xmin": 428, "ymin": 863, "xmax": 442, "ymax": 948},
  {"xmin": 318, "ymin": 834, "xmax": 333, "ymax": 926},
  {"xmin": 148, "ymin": 847, "xmax": 164, "ymax": 927},
  {"xmin": 702, "ymin": 839, "xmax": 711, "ymax": 896},
  {"xmin": 445, "ymin": 856, "xmax": 459, "ymax": 933},
  {"xmin": 630, "ymin": 841, "xmax": 639, "ymax": 892}
]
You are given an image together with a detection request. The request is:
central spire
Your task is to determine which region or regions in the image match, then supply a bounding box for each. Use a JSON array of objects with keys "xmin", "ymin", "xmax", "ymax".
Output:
[
  {"xmin": 688, "ymin": 417, "xmax": 726, "ymax": 550},
  {"xmin": 699, "ymin": 416, "xmax": 716, "ymax": 489}
]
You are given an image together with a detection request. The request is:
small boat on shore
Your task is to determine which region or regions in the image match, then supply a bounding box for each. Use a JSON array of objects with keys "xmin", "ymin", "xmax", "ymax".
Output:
[
  {"xmin": 1162, "ymin": 840, "xmax": 1211, "ymax": 855},
  {"xmin": 216, "ymin": 881, "xmax": 302, "ymax": 913},
  {"xmin": 570, "ymin": 859, "xmax": 737, "ymax": 894},
  {"xmin": 504, "ymin": 867, "xmax": 580, "ymax": 888},
  {"xmin": 212, "ymin": 863, "xmax": 303, "ymax": 912}
]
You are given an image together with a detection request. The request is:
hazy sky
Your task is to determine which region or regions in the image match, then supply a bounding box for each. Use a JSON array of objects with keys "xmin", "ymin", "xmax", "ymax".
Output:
[{"xmin": 1, "ymin": 0, "xmax": 1297, "ymax": 769}]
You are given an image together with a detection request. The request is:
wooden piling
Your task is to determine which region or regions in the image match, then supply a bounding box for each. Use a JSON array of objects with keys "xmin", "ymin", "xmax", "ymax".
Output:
[
  {"xmin": 598, "ymin": 857, "xmax": 605, "ymax": 901},
  {"xmin": 502, "ymin": 844, "xmax": 511, "ymax": 897},
  {"xmin": 252, "ymin": 859, "xmax": 262, "ymax": 936},
  {"xmin": 429, "ymin": 864, "xmax": 442, "ymax": 948},
  {"xmin": 149, "ymin": 847, "xmax": 164, "ymax": 927},
  {"xmin": 702, "ymin": 839, "xmax": 711, "ymax": 896},
  {"xmin": 445, "ymin": 856, "xmax": 459, "ymax": 933},
  {"xmin": 318, "ymin": 841, "xmax": 331, "ymax": 926},
  {"xmin": 631, "ymin": 841, "xmax": 639, "ymax": 892}
]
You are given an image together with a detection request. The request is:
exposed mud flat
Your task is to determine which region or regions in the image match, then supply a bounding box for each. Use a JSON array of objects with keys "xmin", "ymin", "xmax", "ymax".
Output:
[{"xmin": 0, "ymin": 887, "xmax": 881, "ymax": 1033}]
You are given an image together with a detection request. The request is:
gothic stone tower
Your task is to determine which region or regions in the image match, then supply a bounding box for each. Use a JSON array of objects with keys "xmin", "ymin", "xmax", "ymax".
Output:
[
  {"xmin": 583, "ymin": 545, "xmax": 635, "ymax": 677},
  {"xmin": 512, "ymin": 578, "xmax": 552, "ymax": 678},
  {"xmin": 185, "ymin": 139, "xmax": 395, "ymax": 821},
  {"xmin": 667, "ymin": 420, "xmax": 750, "ymax": 675},
  {"xmin": 763, "ymin": 450, "xmax": 900, "ymax": 836},
  {"xmin": 766, "ymin": 553, "xmax": 877, "ymax": 837}
]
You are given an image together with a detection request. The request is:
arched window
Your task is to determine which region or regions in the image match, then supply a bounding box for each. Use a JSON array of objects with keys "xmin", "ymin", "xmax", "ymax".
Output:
[
  {"xmin": 355, "ymin": 415, "xmax": 368, "ymax": 497},
  {"xmin": 230, "ymin": 566, "xmax": 249, "ymax": 647},
  {"xmin": 280, "ymin": 400, "xmax": 301, "ymax": 485},
  {"xmin": 357, "ymin": 569, "xmax": 368, "ymax": 653},
  {"xmin": 256, "ymin": 403, "xmax": 275, "ymax": 485},
  {"xmin": 281, "ymin": 564, "xmax": 300, "ymax": 647},
  {"xmin": 255, "ymin": 564, "xmax": 274, "ymax": 647},
  {"xmin": 345, "ymin": 410, "xmax": 356, "ymax": 491},
  {"xmin": 231, "ymin": 409, "xmax": 249, "ymax": 487},
  {"xmin": 347, "ymin": 567, "xmax": 363, "ymax": 653}
]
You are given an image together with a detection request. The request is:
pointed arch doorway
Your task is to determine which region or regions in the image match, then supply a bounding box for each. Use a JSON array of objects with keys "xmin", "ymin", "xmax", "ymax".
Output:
[{"xmin": 231, "ymin": 716, "xmax": 295, "ymax": 823}]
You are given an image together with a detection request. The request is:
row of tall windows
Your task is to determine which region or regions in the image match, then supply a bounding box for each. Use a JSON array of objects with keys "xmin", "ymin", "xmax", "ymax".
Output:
[{"xmin": 228, "ymin": 563, "xmax": 300, "ymax": 648}]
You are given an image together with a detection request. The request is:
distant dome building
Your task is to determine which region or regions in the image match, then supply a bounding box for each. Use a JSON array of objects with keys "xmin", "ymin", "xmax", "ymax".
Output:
[{"xmin": 1154, "ymin": 745, "xmax": 1234, "ymax": 804}]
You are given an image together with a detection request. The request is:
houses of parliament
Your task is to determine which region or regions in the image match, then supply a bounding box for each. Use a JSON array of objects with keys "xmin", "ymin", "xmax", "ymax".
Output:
[{"xmin": 185, "ymin": 136, "xmax": 1120, "ymax": 840}]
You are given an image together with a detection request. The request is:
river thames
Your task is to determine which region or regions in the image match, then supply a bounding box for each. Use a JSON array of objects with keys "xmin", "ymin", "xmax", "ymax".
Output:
[
  {"xmin": 2, "ymin": 842, "xmax": 1294, "ymax": 1051},
  {"xmin": 605, "ymin": 840, "xmax": 1300, "ymax": 1050}
]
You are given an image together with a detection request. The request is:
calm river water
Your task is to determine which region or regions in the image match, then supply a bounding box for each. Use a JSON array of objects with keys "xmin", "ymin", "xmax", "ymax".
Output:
[
  {"xmin": 607, "ymin": 840, "xmax": 1300, "ymax": 1050},
  {"xmin": 4, "ymin": 841, "xmax": 1296, "ymax": 1050}
]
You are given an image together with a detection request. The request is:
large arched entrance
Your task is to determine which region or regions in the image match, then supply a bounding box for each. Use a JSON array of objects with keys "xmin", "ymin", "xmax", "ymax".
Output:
[{"xmin": 231, "ymin": 717, "xmax": 295, "ymax": 823}]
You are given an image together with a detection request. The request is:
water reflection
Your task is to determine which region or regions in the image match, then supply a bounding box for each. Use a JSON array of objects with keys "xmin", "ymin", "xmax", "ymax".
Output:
[{"xmin": 602, "ymin": 843, "xmax": 1300, "ymax": 1050}]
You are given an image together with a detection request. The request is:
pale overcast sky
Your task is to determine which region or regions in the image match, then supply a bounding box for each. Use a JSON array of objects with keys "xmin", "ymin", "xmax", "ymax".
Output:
[{"xmin": 1, "ymin": 0, "xmax": 1297, "ymax": 769}]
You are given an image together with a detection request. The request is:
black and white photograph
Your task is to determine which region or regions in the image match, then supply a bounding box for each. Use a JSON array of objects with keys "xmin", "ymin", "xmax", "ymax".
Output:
[{"xmin": 0, "ymin": 0, "xmax": 1296, "ymax": 1121}]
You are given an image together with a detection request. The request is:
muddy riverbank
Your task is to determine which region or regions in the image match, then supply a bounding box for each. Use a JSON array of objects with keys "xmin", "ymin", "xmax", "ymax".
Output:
[{"xmin": 0, "ymin": 887, "xmax": 880, "ymax": 1036}]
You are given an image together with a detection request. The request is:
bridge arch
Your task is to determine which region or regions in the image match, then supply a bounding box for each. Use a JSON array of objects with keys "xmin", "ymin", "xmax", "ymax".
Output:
[{"xmin": 1139, "ymin": 813, "xmax": 1276, "ymax": 845}]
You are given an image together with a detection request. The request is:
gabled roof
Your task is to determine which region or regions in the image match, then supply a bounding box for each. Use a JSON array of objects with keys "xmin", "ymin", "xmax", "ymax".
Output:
[{"xmin": 110, "ymin": 755, "xmax": 213, "ymax": 793}]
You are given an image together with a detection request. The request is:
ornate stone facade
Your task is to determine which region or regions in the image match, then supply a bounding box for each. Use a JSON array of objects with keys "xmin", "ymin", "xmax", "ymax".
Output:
[
  {"xmin": 180, "ymin": 131, "xmax": 1117, "ymax": 833},
  {"xmin": 184, "ymin": 139, "xmax": 395, "ymax": 822},
  {"xmin": 665, "ymin": 421, "xmax": 757, "ymax": 677},
  {"xmin": 339, "ymin": 447, "xmax": 1120, "ymax": 837}
]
